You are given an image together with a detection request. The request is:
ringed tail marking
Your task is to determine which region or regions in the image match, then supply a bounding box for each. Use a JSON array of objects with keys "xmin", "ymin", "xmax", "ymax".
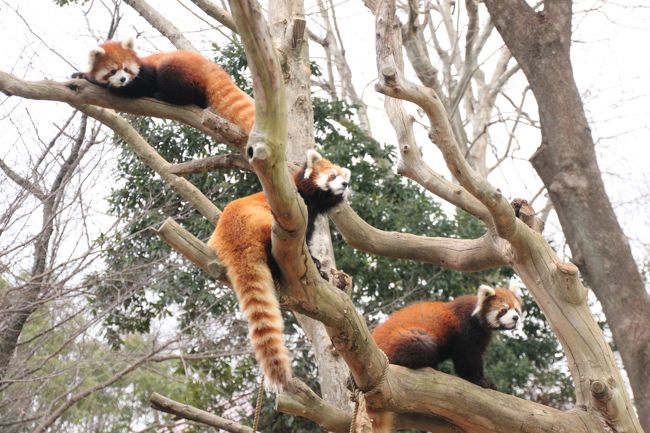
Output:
[{"xmin": 226, "ymin": 258, "xmax": 291, "ymax": 391}]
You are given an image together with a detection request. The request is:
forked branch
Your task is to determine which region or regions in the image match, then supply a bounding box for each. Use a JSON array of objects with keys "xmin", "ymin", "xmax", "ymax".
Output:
[{"xmin": 363, "ymin": 0, "xmax": 641, "ymax": 431}]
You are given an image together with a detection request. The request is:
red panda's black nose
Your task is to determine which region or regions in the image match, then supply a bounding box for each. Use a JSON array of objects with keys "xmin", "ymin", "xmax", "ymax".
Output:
[
  {"xmin": 512, "ymin": 315, "xmax": 519, "ymax": 322},
  {"xmin": 120, "ymin": 77, "xmax": 126, "ymax": 83},
  {"xmin": 342, "ymin": 181, "xmax": 348, "ymax": 188}
]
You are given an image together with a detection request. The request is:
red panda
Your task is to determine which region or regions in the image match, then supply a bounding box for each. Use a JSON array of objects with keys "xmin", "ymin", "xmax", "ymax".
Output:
[
  {"xmin": 369, "ymin": 283, "xmax": 522, "ymax": 432},
  {"xmin": 72, "ymin": 38, "xmax": 255, "ymax": 133},
  {"xmin": 207, "ymin": 150, "xmax": 350, "ymax": 391}
]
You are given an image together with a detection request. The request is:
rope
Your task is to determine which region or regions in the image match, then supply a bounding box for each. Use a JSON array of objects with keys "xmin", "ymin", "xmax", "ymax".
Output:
[
  {"xmin": 252, "ymin": 375, "xmax": 264, "ymax": 432},
  {"xmin": 348, "ymin": 350, "xmax": 390, "ymax": 433},
  {"xmin": 349, "ymin": 389, "xmax": 362, "ymax": 433}
]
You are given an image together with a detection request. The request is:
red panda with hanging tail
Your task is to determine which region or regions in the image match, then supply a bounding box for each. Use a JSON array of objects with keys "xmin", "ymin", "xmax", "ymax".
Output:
[
  {"xmin": 369, "ymin": 282, "xmax": 522, "ymax": 432},
  {"xmin": 72, "ymin": 38, "xmax": 255, "ymax": 133},
  {"xmin": 208, "ymin": 150, "xmax": 351, "ymax": 391}
]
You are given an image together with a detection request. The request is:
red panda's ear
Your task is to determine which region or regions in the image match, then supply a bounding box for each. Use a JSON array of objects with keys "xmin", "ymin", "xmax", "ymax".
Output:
[
  {"xmin": 342, "ymin": 168, "xmax": 351, "ymax": 183},
  {"xmin": 306, "ymin": 149, "xmax": 322, "ymax": 168},
  {"xmin": 88, "ymin": 47, "xmax": 105, "ymax": 65},
  {"xmin": 472, "ymin": 284, "xmax": 495, "ymax": 316},
  {"xmin": 121, "ymin": 37, "xmax": 136, "ymax": 50},
  {"xmin": 508, "ymin": 279, "xmax": 521, "ymax": 297},
  {"xmin": 304, "ymin": 149, "xmax": 322, "ymax": 179}
]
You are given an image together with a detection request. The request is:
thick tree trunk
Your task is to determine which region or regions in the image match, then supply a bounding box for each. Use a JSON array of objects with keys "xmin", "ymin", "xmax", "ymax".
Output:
[
  {"xmin": 268, "ymin": 0, "xmax": 352, "ymax": 410},
  {"xmin": 483, "ymin": 1, "xmax": 650, "ymax": 429}
]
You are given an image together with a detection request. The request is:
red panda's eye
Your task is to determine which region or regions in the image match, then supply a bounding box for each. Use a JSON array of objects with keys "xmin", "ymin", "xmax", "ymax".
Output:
[
  {"xmin": 329, "ymin": 173, "xmax": 336, "ymax": 181},
  {"xmin": 110, "ymin": 69, "xmax": 117, "ymax": 74},
  {"xmin": 124, "ymin": 67, "xmax": 129, "ymax": 72}
]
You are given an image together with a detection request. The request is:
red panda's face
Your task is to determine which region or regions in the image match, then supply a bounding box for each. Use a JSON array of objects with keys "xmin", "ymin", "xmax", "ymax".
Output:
[
  {"xmin": 303, "ymin": 150, "xmax": 351, "ymax": 198},
  {"xmin": 473, "ymin": 284, "xmax": 522, "ymax": 330},
  {"xmin": 87, "ymin": 38, "xmax": 141, "ymax": 88}
]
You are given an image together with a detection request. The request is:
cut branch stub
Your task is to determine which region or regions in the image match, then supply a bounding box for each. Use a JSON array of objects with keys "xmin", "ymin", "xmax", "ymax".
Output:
[
  {"xmin": 247, "ymin": 140, "xmax": 271, "ymax": 162},
  {"xmin": 511, "ymin": 198, "xmax": 544, "ymax": 233}
]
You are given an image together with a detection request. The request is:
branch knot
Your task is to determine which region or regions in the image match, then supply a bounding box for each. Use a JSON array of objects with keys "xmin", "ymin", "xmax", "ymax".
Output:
[{"xmin": 247, "ymin": 141, "xmax": 270, "ymax": 161}]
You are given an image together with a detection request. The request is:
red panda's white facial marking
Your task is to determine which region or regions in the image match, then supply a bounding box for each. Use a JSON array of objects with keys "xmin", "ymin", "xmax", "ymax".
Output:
[
  {"xmin": 304, "ymin": 149, "xmax": 351, "ymax": 197},
  {"xmin": 87, "ymin": 39, "xmax": 141, "ymax": 87},
  {"xmin": 104, "ymin": 62, "xmax": 140, "ymax": 87},
  {"xmin": 92, "ymin": 62, "xmax": 140, "ymax": 87},
  {"xmin": 486, "ymin": 303, "xmax": 522, "ymax": 330},
  {"xmin": 473, "ymin": 283, "xmax": 523, "ymax": 330},
  {"xmin": 315, "ymin": 168, "xmax": 350, "ymax": 196}
]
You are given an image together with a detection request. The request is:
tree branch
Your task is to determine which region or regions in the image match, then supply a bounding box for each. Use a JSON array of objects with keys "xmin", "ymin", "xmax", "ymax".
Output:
[
  {"xmin": 72, "ymin": 104, "xmax": 222, "ymax": 224},
  {"xmin": 373, "ymin": 0, "xmax": 517, "ymax": 240},
  {"xmin": 0, "ymin": 71, "xmax": 247, "ymax": 150},
  {"xmin": 0, "ymin": 158, "xmax": 46, "ymax": 201},
  {"xmin": 229, "ymin": 0, "xmax": 313, "ymax": 297},
  {"xmin": 378, "ymin": 10, "xmax": 492, "ymax": 223},
  {"xmin": 276, "ymin": 378, "xmax": 464, "ymax": 433},
  {"xmin": 155, "ymin": 218, "xmax": 225, "ymax": 279},
  {"xmin": 123, "ymin": 0, "xmax": 197, "ymax": 51},
  {"xmin": 188, "ymin": 0, "xmax": 239, "ymax": 35},
  {"xmin": 168, "ymin": 154, "xmax": 252, "ymax": 176},
  {"xmin": 150, "ymin": 392, "xmax": 254, "ymax": 433},
  {"xmin": 330, "ymin": 203, "xmax": 507, "ymax": 271}
]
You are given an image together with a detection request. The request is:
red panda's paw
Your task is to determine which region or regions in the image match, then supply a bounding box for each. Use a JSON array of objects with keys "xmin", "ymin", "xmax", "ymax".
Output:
[
  {"xmin": 476, "ymin": 378, "xmax": 497, "ymax": 390},
  {"xmin": 71, "ymin": 71, "xmax": 87, "ymax": 80}
]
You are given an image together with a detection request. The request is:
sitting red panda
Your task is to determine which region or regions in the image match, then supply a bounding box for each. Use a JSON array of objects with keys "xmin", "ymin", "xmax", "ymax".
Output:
[
  {"xmin": 207, "ymin": 150, "xmax": 350, "ymax": 391},
  {"xmin": 370, "ymin": 283, "xmax": 522, "ymax": 432},
  {"xmin": 72, "ymin": 38, "xmax": 255, "ymax": 133}
]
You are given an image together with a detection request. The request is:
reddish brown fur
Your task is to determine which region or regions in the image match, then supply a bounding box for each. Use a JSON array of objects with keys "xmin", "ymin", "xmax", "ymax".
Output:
[
  {"xmin": 372, "ymin": 288, "xmax": 519, "ymax": 359},
  {"xmin": 369, "ymin": 287, "xmax": 520, "ymax": 432},
  {"xmin": 208, "ymin": 192, "xmax": 291, "ymax": 390},
  {"xmin": 208, "ymin": 153, "xmax": 349, "ymax": 391},
  {"xmin": 89, "ymin": 41, "xmax": 255, "ymax": 133},
  {"xmin": 89, "ymin": 42, "xmax": 141, "ymax": 82}
]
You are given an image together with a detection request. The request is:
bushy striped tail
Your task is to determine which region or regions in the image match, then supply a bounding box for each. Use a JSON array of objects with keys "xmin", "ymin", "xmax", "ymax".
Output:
[
  {"xmin": 204, "ymin": 62, "xmax": 255, "ymax": 134},
  {"xmin": 227, "ymin": 261, "xmax": 291, "ymax": 392}
]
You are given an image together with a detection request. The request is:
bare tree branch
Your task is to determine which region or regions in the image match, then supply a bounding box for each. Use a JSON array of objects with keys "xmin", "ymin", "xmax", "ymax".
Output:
[
  {"xmin": 168, "ymin": 154, "xmax": 252, "ymax": 175},
  {"xmin": 188, "ymin": 0, "xmax": 238, "ymax": 35},
  {"xmin": 330, "ymin": 203, "xmax": 507, "ymax": 271},
  {"xmin": 150, "ymin": 392, "xmax": 254, "ymax": 433},
  {"xmin": 123, "ymin": 0, "xmax": 197, "ymax": 51},
  {"xmin": 32, "ymin": 342, "xmax": 174, "ymax": 433},
  {"xmin": 0, "ymin": 159, "xmax": 45, "ymax": 201},
  {"xmin": 72, "ymin": 104, "xmax": 221, "ymax": 224},
  {"xmin": 0, "ymin": 71, "xmax": 248, "ymax": 150}
]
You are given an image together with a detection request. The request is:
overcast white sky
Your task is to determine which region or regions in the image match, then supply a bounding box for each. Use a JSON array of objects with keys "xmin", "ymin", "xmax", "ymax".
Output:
[{"xmin": 1, "ymin": 0, "xmax": 649, "ymax": 279}]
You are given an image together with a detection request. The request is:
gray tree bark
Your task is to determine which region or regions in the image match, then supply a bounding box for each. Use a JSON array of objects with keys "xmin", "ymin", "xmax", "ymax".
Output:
[
  {"xmin": 266, "ymin": 0, "xmax": 352, "ymax": 410},
  {"xmin": 483, "ymin": 1, "xmax": 650, "ymax": 429}
]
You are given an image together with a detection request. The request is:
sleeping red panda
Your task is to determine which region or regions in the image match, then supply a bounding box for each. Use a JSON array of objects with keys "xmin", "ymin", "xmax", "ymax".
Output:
[
  {"xmin": 207, "ymin": 150, "xmax": 350, "ymax": 391},
  {"xmin": 369, "ymin": 282, "xmax": 522, "ymax": 432},
  {"xmin": 72, "ymin": 38, "xmax": 255, "ymax": 133}
]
